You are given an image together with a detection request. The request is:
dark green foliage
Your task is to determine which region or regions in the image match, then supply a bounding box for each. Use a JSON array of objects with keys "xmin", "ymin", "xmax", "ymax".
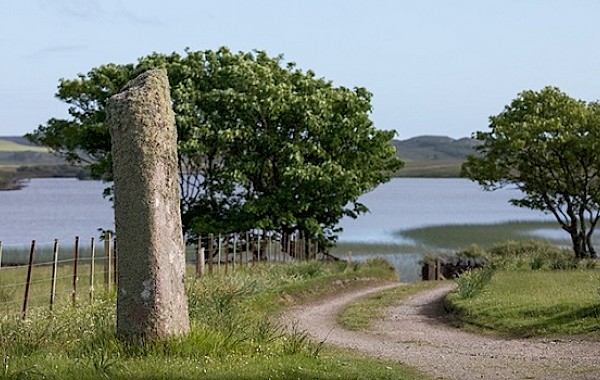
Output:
[
  {"xmin": 0, "ymin": 171, "xmax": 22, "ymax": 190},
  {"xmin": 27, "ymin": 48, "xmax": 402, "ymax": 245},
  {"xmin": 463, "ymin": 87, "xmax": 600, "ymax": 258},
  {"xmin": 456, "ymin": 240, "xmax": 593, "ymax": 271}
]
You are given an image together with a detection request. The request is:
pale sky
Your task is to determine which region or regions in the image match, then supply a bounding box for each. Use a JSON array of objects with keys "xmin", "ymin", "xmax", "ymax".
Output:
[{"xmin": 2, "ymin": 0, "xmax": 600, "ymax": 139}]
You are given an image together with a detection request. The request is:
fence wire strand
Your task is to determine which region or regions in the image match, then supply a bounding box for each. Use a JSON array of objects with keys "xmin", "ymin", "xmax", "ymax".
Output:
[{"xmin": 2, "ymin": 231, "xmax": 318, "ymax": 318}]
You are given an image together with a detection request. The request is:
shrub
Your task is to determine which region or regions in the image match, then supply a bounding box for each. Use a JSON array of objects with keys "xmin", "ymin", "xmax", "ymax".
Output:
[
  {"xmin": 456, "ymin": 244, "xmax": 488, "ymax": 259},
  {"xmin": 454, "ymin": 267, "xmax": 495, "ymax": 299},
  {"xmin": 488, "ymin": 241, "xmax": 574, "ymax": 270}
]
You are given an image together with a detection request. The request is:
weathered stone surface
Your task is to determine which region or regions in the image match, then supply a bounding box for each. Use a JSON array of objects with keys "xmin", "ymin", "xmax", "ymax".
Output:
[{"xmin": 107, "ymin": 68, "xmax": 190, "ymax": 339}]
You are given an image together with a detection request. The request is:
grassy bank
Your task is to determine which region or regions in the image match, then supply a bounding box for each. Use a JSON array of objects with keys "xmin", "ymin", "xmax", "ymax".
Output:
[
  {"xmin": 446, "ymin": 269, "xmax": 600, "ymax": 338},
  {"xmin": 0, "ymin": 260, "xmax": 430, "ymax": 380},
  {"xmin": 442, "ymin": 241, "xmax": 600, "ymax": 339}
]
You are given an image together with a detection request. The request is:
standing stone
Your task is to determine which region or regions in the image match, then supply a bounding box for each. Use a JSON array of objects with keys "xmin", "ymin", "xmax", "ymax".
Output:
[{"xmin": 106, "ymin": 68, "xmax": 190, "ymax": 339}]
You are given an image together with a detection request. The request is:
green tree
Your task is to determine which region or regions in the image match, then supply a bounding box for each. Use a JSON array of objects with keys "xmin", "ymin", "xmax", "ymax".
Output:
[
  {"xmin": 28, "ymin": 47, "xmax": 402, "ymax": 246},
  {"xmin": 462, "ymin": 86, "xmax": 600, "ymax": 258}
]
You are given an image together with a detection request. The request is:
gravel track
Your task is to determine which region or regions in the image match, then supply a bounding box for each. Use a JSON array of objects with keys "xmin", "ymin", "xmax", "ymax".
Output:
[{"xmin": 281, "ymin": 282, "xmax": 600, "ymax": 380}]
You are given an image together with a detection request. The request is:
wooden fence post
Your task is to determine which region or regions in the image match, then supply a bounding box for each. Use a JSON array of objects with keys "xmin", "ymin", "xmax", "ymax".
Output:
[
  {"xmin": 268, "ymin": 231, "xmax": 272, "ymax": 261},
  {"xmin": 435, "ymin": 257, "xmax": 444, "ymax": 281},
  {"xmin": 50, "ymin": 239, "xmax": 59, "ymax": 310},
  {"xmin": 281, "ymin": 232, "xmax": 286, "ymax": 261},
  {"xmin": 250, "ymin": 230, "xmax": 258, "ymax": 265},
  {"xmin": 113, "ymin": 237, "xmax": 118, "ymax": 287},
  {"xmin": 231, "ymin": 233, "xmax": 237, "ymax": 272},
  {"xmin": 245, "ymin": 231, "xmax": 250, "ymax": 265},
  {"xmin": 237, "ymin": 233, "xmax": 243, "ymax": 267},
  {"xmin": 196, "ymin": 235, "xmax": 204, "ymax": 278},
  {"xmin": 255, "ymin": 231, "xmax": 260, "ymax": 265},
  {"xmin": 22, "ymin": 240, "xmax": 36, "ymax": 319},
  {"xmin": 294, "ymin": 231, "xmax": 298, "ymax": 261},
  {"xmin": 231, "ymin": 234, "xmax": 236, "ymax": 272},
  {"xmin": 104, "ymin": 232, "xmax": 111, "ymax": 289},
  {"xmin": 89, "ymin": 237, "xmax": 96, "ymax": 302},
  {"xmin": 217, "ymin": 234, "xmax": 222, "ymax": 272},
  {"xmin": 224, "ymin": 235, "xmax": 229, "ymax": 274},
  {"xmin": 0, "ymin": 240, "xmax": 3, "ymax": 268},
  {"xmin": 263, "ymin": 230, "xmax": 268, "ymax": 261},
  {"xmin": 208, "ymin": 234, "xmax": 214, "ymax": 274},
  {"xmin": 72, "ymin": 236, "xmax": 80, "ymax": 305},
  {"xmin": 284, "ymin": 232, "xmax": 289, "ymax": 262}
]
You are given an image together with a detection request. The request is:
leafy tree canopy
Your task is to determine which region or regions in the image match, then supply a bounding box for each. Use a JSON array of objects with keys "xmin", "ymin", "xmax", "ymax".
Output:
[
  {"xmin": 28, "ymin": 47, "xmax": 403, "ymax": 245},
  {"xmin": 462, "ymin": 86, "xmax": 600, "ymax": 258}
]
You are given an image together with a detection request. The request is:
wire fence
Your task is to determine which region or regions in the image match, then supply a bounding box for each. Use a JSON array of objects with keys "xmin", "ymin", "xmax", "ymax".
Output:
[
  {"xmin": 0, "ymin": 230, "xmax": 328, "ymax": 319},
  {"xmin": 0, "ymin": 235, "xmax": 116, "ymax": 319}
]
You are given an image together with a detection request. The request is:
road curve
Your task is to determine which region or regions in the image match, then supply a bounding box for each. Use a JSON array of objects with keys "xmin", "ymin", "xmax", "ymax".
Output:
[{"xmin": 280, "ymin": 282, "xmax": 600, "ymax": 380}]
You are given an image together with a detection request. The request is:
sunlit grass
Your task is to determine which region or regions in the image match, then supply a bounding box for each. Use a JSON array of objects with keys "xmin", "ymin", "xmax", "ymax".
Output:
[
  {"xmin": 445, "ymin": 269, "xmax": 600, "ymax": 338},
  {"xmin": 0, "ymin": 260, "xmax": 431, "ymax": 380}
]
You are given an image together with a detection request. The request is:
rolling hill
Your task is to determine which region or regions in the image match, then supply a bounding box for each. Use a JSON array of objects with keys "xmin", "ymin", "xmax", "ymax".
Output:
[
  {"xmin": 0, "ymin": 136, "xmax": 67, "ymax": 166},
  {"xmin": 392, "ymin": 135, "xmax": 478, "ymax": 161},
  {"xmin": 0, "ymin": 136, "xmax": 49, "ymax": 153},
  {"xmin": 392, "ymin": 135, "xmax": 478, "ymax": 177},
  {"xmin": 0, "ymin": 134, "xmax": 477, "ymax": 178}
]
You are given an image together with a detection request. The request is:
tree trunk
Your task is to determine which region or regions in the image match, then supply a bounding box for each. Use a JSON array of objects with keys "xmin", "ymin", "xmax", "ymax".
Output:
[{"xmin": 569, "ymin": 232, "xmax": 586, "ymax": 259}]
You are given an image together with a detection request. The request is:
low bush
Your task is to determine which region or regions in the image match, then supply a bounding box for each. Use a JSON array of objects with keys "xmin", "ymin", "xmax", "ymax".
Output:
[
  {"xmin": 454, "ymin": 240, "xmax": 593, "ymax": 272},
  {"xmin": 453, "ymin": 267, "xmax": 495, "ymax": 299}
]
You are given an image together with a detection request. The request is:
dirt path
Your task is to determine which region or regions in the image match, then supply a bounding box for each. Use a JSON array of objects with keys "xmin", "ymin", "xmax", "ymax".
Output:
[{"xmin": 281, "ymin": 282, "xmax": 600, "ymax": 380}]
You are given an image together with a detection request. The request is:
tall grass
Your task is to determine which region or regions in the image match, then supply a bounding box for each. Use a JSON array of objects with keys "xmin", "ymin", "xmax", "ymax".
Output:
[
  {"xmin": 453, "ymin": 267, "xmax": 495, "ymax": 299},
  {"xmin": 0, "ymin": 260, "xmax": 427, "ymax": 380}
]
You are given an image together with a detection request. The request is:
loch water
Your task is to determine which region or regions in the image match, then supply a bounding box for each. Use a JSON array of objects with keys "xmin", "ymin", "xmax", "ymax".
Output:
[{"xmin": 0, "ymin": 177, "xmax": 553, "ymax": 281}]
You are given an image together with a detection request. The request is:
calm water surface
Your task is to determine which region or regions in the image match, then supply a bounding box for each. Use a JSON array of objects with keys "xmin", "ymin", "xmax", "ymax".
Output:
[
  {"xmin": 0, "ymin": 177, "xmax": 552, "ymax": 246},
  {"xmin": 0, "ymin": 178, "xmax": 113, "ymax": 246},
  {"xmin": 0, "ymin": 178, "xmax": 554, "ymax": 281},
  {"xmin": 338, "ymin": 178, "xmax": 551, "ymax": 242}
]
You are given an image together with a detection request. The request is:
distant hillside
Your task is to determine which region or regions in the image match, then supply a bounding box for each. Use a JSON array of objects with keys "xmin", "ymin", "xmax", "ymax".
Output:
[
  {"xmin": 0, "ymin": 137, "xmax": 66, "ymax": 165},
  {"xmin": 392, "ymin": 135, "xmax": 479, "ymax": 178},
  {"xmin": 0, "ymin": 136, "xmax": 35, "ymax": 146},
  {"xmin": 393, "ymin": 135, "xmax": 479, "ymax": 161},
  {"xmin": 0, "ymin": 136, "xmax": 48, "ymax": 153},
  {"xmin": 0, "ymin": 134, "xmax": 477, "ymax": 179}
]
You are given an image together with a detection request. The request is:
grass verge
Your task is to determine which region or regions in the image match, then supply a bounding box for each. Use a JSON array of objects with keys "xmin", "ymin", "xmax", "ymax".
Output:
[
  {"xmin": 0, "ymin": 259, "xmax": 431, "ymax": 380},
  {"xmin": 445, "ymin": 269, "xmax": 600, "ymax": 339},
  {"xmin": 338, "ymin": 281, "xmax": 443, "ymax": 331}
]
